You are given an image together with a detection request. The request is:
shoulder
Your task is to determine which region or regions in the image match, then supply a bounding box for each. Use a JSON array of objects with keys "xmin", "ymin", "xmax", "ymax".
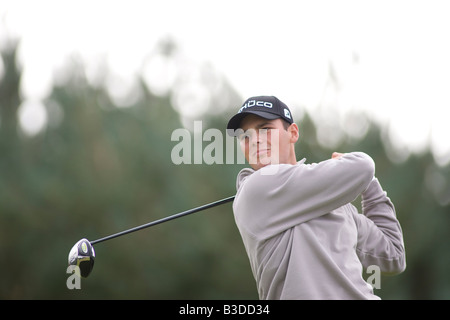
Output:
[{"xmin": 236, "ymin": 161, "xmax": 305, "ymax": 194}]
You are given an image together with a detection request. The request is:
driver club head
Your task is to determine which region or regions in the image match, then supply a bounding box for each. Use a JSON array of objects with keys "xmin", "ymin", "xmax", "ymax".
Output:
[{"xmin": 68, "ymin": 238, "xmax": 95, "ymax": 278}]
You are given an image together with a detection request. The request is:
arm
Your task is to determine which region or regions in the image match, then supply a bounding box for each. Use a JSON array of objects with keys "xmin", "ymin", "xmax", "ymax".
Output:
[
  {"xmin": 235, "ymin": 152, "xmax": 375, "ymax": 239},
  {"xmin": 353, "ymin": 178, "xmax": 406, "ymax": 274}
]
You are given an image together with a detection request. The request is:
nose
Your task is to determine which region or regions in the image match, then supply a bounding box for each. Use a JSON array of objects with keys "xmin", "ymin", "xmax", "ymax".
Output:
[
  {"xmin": 249, "ymin": 131, "xmax": 260, "ymax": 146},
  {"xmin": 250, "ymin": 129, "xmax": 269, "ymax": 148}
]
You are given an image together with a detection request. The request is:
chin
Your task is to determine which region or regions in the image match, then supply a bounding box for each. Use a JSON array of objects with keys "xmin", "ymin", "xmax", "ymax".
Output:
[
  {"xmin": 249, "ymin": 154, "xmax": 276, "ymax": 169},
  {"xmin": 250, "ymin": 161, "xmax": 272, "ymax": 171}
]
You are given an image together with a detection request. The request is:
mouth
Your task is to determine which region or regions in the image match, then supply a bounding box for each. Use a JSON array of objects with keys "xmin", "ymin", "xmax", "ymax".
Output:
[{"xmin": 255, "ymin": 148, "xmax": 270, "ymax": 158}]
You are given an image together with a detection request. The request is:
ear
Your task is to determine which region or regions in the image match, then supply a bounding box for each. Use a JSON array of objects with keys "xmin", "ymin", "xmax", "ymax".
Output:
[{"xmin": 288, "ymin": 123, "xmax": 299, "ymax": 143}]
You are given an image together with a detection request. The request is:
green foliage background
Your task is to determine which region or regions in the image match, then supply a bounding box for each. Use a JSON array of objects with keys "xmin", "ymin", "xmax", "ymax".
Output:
[{"xmin": 0, "ymin": 39, "xmax": 449, "ymax": 299}]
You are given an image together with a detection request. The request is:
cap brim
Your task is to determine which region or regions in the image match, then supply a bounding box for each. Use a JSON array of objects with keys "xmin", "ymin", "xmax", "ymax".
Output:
[{"xmin": 227, "ymin": 110, "xmax": 280, "ymax": 135}]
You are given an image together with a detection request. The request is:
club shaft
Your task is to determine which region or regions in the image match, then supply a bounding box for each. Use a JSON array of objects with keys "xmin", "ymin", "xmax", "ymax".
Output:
[{"xmin": 90, "ymin": 195, "xmax": 235, "ymax": 245}]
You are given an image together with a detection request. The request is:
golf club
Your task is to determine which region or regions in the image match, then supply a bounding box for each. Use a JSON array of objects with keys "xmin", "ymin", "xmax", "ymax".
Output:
[{"xmin": 68, "ymin": 195, "xmax": 235, "ymax": 278}]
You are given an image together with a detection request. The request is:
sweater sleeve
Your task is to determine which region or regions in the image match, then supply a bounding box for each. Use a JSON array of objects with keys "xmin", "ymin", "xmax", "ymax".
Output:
[
  {"xmin": 353, "ymin": 178, "xmax": 406, "ymax": 274},
  {"xmin": 234, "ymin": 152, "xmax": 375, "ymax": 240}
]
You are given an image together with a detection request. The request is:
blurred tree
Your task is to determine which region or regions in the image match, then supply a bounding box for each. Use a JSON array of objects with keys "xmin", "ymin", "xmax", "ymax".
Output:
[
  {"xmin": 0, "ymin": 38, "xmax": 449, "ymax": 300},
  {"xmin": 0, "ymin": 39, "xmax": 27, "ymax": 298}
]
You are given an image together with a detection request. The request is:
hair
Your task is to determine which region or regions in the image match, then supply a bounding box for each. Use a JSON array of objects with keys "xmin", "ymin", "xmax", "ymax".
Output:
[{"xmin": 281, "ymin": 119, "xmax": 292, "ymax": 131}]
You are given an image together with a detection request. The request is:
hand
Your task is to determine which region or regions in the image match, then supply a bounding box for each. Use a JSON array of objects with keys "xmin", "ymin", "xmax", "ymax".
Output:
[{"xmin": 331, "ymin": 152, "xmax": 345, "ymax": 159}]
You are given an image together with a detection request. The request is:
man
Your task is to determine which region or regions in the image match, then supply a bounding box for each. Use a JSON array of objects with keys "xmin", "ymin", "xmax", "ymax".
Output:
[{"xmin": 227, "ymin": 95, "xmax": 406, "ymax": 300}]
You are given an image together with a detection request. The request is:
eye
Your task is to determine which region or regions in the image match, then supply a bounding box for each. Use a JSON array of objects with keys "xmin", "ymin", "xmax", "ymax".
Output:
[
  {"xmin": 259, "ymin": 127, "xmax": 272, "ymax": 135},
  {"xmin": 238, "ymin": 132, "xmax": 251, "ymax": 142}
]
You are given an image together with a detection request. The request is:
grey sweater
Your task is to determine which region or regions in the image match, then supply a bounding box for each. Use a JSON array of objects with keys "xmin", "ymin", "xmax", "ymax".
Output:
[{"xmin": 233, "ymin": 152, "xmax": 406, "ymax": 299}]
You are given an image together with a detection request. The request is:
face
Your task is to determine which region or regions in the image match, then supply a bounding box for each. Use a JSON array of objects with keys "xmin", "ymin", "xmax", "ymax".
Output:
[{"xmin": 238, "ymin": 114, "xmax": 299, "ymax": 171}]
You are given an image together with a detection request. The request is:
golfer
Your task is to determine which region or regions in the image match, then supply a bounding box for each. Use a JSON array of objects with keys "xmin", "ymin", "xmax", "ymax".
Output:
[{"xmin": 227, "ymin": 96, "xmax": 406, "ymax": 300}]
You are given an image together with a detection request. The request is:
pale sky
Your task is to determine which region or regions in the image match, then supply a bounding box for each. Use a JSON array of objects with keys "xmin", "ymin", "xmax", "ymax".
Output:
[{"xmin": 1, "ymin": 0, "xmax": 450, "ymax": 165}]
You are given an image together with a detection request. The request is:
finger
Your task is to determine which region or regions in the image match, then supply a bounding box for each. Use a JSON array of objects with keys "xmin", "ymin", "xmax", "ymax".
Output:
[{"xmin": 332, "ymin": 152, "xmax": 344, "ymax": 159}]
